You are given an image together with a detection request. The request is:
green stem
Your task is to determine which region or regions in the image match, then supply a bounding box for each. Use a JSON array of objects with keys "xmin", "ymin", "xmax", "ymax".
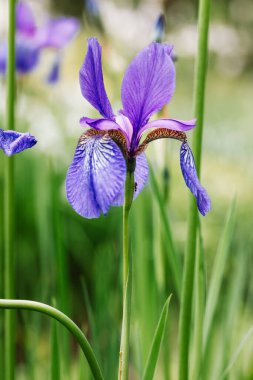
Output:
[
  {"xmin": 4, "ymin": 0, "xmax": 16, "ymax": 379},
  {"xmin": 0, "ymin": 299, "xmax": 104, "ymax": 380},
  {"xmin": 118, "ymin": 159, "xmax": 135, "ymax": 380},
  {"xmin": 178, "ymin": 0, "xmax": 210, "ymax": 379}
]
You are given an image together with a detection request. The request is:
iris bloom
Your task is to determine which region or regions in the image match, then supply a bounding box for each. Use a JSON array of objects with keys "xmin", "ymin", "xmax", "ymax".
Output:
[
  {"xmin": 0, "ymin": 129, "xmax": 37, "ymax": 156},
  {"xmin": 66, "ymin": 38, "xmax": 211, "ymax": 219},
  {"xmin": 0, "ymin": 1, "xmax": 79, "ymax": 76}
]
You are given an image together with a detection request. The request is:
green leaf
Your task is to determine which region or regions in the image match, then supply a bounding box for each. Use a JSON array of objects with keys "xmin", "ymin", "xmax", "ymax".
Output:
[
  {"xmin": 203, "ymin": 200, "xmax": 236, "ymax": 351},
  {"xmin": 150, "ymin": 166, "xmax": 182, "ymax": 297},
  {"xmin": 142, "ymin": 295, "xmax": 172, "ymax": 380}
]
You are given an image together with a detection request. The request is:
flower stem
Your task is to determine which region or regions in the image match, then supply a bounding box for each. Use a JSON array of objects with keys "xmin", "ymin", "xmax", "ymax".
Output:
[
  {"xmin": 0, "ymin": 299, "xmax": 104, "ymax": 380},
  {"xmin": 178, "ymin": 0, "xmax": 210, "ymax": 379},
  {"xmin": 4, "ymin": 0, "xmax": 16, "ymax": 379},
  {"xmin": 118, "ymin": 159, "xmax": 136, "ymax": 380}
]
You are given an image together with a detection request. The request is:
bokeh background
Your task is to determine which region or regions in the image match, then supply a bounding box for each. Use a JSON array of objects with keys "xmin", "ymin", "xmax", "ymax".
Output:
[{"xmin": 0, "ymin": 0, "xmax": 253, "ymax": 379}]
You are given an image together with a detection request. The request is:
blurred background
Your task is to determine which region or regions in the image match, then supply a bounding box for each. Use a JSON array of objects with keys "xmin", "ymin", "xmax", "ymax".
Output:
[{"xmin": 0, "ymin": 0, "xmax": 253, "ymax": 379}]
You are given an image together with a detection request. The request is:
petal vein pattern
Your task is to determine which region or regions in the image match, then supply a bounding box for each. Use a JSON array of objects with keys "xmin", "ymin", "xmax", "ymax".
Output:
[{"xmin": 66, "ymin": 133, "xmax": 126, "ymax": 218}]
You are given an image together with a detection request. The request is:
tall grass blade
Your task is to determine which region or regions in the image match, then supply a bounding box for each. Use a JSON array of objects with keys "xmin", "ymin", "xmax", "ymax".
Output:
[
  {"xmin": 142, "ymin": 295, "xmax": 172, "ymax": 380},
  {"xmin": 150, "ymin": 166, "xmax": 181, "ymax": 296},
  {"xmin": 51, "ymin": 320, "xmax": 60, "ymax": 380},
  {"xmin": 203, "ymin": 200, "xmax": 236, "ymax": 349},
  {"xmin": 219, "ymin": 325, "xmax": 253, "ymax": 380}
]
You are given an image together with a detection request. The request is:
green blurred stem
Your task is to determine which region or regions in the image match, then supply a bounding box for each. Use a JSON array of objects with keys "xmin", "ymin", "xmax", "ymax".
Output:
[
  {"xmin": 118, "ymin": 159, "xmax": 136, "ymax": 380},
  {"xmin": 4, "ymin": 0, "xmax": 16, "ymax": 379},
  {"xmin": 0, "ymin": 299, "xmax": 104, "ymax": 380},
  {"xmin": 178, "ymin": 0, "xmax": 210, "ymax": 379}
]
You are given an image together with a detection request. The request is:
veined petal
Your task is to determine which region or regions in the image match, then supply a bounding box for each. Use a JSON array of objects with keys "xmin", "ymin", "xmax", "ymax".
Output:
[
  {"xmin": 35, "ymin": 17, "xmax": 80, "ymax": 49},
  {"xmin": 0, "ymin": 129, "xmax": 37, "ymax": 156},
  {"xmin": 180, "ymin": 142, "xmax": 211, "ymax": 216},
  {"xmin": 113, "ymin": 153, "xmax": 149, "ymax": 206},
  {"xmin": 121, "ymin": 42, "xmax": 175, "ymax": 132},
  {"xmin": 138, "ymin": 118, "xmax": 196, "ymax": 140},
  {"xmin": 16, "ymin": 1, "xmax": 37, "ymax": 37},
  {"xmin": 79, "ymin": 38, "xmax": 114, "ymax": 119},
  {"xmin": 66, "ymin": 130, "xmax": 126, "ymax": 219}
]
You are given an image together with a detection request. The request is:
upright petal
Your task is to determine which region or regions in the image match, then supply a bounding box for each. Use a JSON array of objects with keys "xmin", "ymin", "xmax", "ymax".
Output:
[
  {"xmin": 112, "ymin": 153, "xmax": 149, "ymax": 206},
  {"xmin": 16, "ymin": 1, "xmax": 37, "ymax": 37},
  {"xmin": 79, "ymin": 38, "xmax": 114, "ymax": 119},
  {"xmin": 180, "ymin": 142, "xmax": 211, "ymax": 216},
  {"xmin": 121, "ymin": 42, "xmax": 175, "ymax": 131},
  {"xmin": 66, "ymin": 130, "xmax": 126, "ymax": 219},
  {"xmin": 0, "ymin": 129, "xmax": 37, "ymax": 156},
  {"xmin": 35, "ymin": 17, "xmax": 80, "ymax": 49}
]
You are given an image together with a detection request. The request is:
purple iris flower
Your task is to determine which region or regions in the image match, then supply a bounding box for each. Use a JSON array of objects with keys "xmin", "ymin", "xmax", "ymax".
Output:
[
  {"xmin": 66, "ymin": 38, "xmax": 211, "ymax": 219},
  {"xmin": 0, "ymin": 1, "xmax": 79, "ymax": 75},
  {"xmin": 0, "ymin": 129, "xmax": 37, "ymax": 156}
]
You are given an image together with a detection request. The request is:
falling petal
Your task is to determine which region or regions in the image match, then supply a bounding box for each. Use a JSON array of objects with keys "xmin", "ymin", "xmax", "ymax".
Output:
[
  {"xmin": 47, "ymin": 54, "xmax": 61, "ymax": 84},
  {"xmin": 180, "ymin": 142, "xmax": 211, "ymax": 216},
  {"xmin": 0, "ymin": 129, "xmax": 37, "ymax": 156},
  {"xmin": 79, "ymin": 38, "xmax": 114, "ymax": 119},
  {"xmin": 66, "ymin": 131, "xmax": 126, "ymax": 218},
  {"xmin": 121, "ymin": 42, "xmax": 174, "ymax": 132}
]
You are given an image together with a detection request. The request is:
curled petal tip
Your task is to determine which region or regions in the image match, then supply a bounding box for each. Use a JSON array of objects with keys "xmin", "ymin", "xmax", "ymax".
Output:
[{"xmin": 197, "ymin": 188, "xmax": 211, "ymax": 216}]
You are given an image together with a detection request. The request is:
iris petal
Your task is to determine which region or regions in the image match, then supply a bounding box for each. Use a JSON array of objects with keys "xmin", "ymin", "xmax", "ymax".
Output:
[
  {"xmin": 79, "ymin": 38, "xmax": 114, "ymax": 119},
  {"xmin": 66, "ymin": 132, "xmax": 126, "ymax": 218},
  {"xmin": 121, "ymin": 42, "xmax": 175, "ymax": 132},
  {"xmin": 180, "ymin": 142, "xmax": 211, "ymax": 216},
  {"xmin": 0, "ymin": 129, "xmax": 37, "ymax": 156},
  {"xmin": 16, "ymin": 1, "xmax": 37, "ymax": 37},
  {"xmin": 35, "ymin": 17, "xmax": 80, "ymax": 49},
  {"xmin": 137, "ymin": 118, "xmax": 196, "ymax": 141}
]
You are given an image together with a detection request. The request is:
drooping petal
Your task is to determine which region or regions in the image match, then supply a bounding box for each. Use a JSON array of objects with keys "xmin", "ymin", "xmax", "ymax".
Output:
[
  {"xmin": 137, "ymin": 118, "xmax": 196, "ymax": 141},
  {"xmin": 121, "ymin": 42, "xmax": 175, "ymax": 132},
  {"xmin": 16, "ymin": 1, "xmax": 37, "ymax": 37},
  {"xmin": 79, "ymin": 38, "xmax": 114, "ymax": 119},
  {"xmin": 47, "ymin": 54, "xmax": 61, "ymax": 84},
  {"xmin": 15, "ymin": 38, "xmax": 40, "ymax": 73},
  {"xmin": 180, "ymin": 142, "xmax": 211, "ymax": 216},
  {"xmin": 0, "ymin": 43, "xmax": 7, "ymax": 74},
  {"xmin": 66, "ymin": 130, "xmax": 126, "ymax": 218},
  {"xmin": 112, "ymin": 153, "xmax": 149, "ymax": 206},
  {"xmin": 35, "ymin": 17, "xmax": 80, "ymax": 49},
  {"xmin": 0, "ymin": 129, "xmax": 37, "ymax": 156}
]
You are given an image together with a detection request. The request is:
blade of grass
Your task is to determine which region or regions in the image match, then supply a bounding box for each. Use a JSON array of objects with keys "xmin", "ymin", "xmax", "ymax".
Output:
[
  {"xmin": 219, "ymin": 325, "xmax": 253, "ymax": 380},
  {"xmin": 191, "ymin": 218, "xmax": 206, "ymax": 380},
  {"xmin": 142, "ymin": 295, "xmax": 172, "ymax": 380},
  {"xmin": 150, "ymin": 166, "xmax": 182, "ymax": 297},
  {"xmin": 4, "ymin": 0, "xmax": 16, "ymax": 378},
  {"xmin": 51, "ymin": 319, "xmax": 60, "ymax": 380},
  {"xmin": 178, "ymin": 0, "xmax": 210, "ymax": 378},
  {"xmin": 203, "ymin": 200, "xmax": 236, "ymax": 350}
]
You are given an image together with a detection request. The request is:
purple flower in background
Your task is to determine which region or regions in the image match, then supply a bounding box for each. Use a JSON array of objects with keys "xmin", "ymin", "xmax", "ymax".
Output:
[
  {"xmin": 0, "ymin": 1, "xmax": 79, "ymax": 76},
  {"xmin": 66, "ymin": 38, "xmax": 211, "ymax": 219},
  {"xmin": 0, "ymin": 129, "xmax": 37, "ymax": 156}
]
